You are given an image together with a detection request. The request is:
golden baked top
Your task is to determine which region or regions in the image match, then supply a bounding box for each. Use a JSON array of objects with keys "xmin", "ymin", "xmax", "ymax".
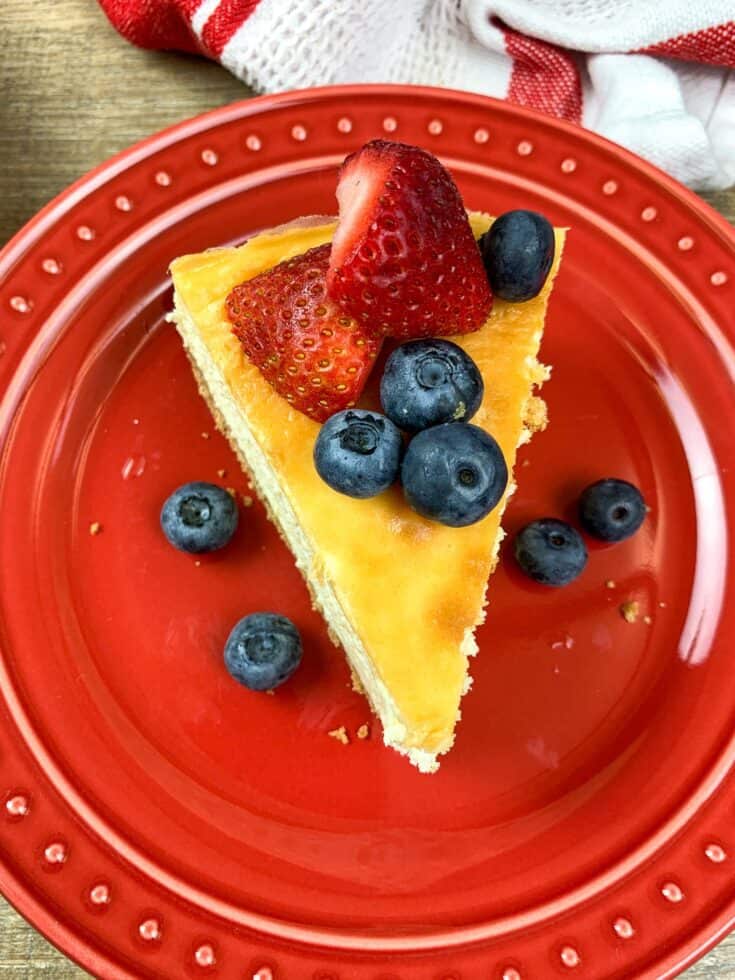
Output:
[{"xmin": 170, "ymin": 215, "xmax": 564, "ymax": 753}]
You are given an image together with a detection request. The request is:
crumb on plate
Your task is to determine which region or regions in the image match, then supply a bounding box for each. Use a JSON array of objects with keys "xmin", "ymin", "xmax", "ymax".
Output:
[
  {"xmin": 620, "ymin": 600, "xmax": 640, "ymax": 624},
  {"xmin": 357, "ymin": 723, "xmax": 370, "ymax": 740},
  {"xmin": 217, "ymin": 468, "xmax": 227, "ymax": 478},
  {"xmin": 242, "ymin": 495, "xmax": 254, "ymax": 508},
  {"xmin": 328, "ymin": 726, "xmax": 350, "ymax": 745},
  {"xmin": 201, "ymin": 431, "xmax": 210, "ymax": 440},
  {"xmin": 605, "ymin": 579, "xmax": 616, "ymax": 589},
  {"xmin": 643, "ymin": 614, "xmax": 652, "ymax": 625},
  {"xmin": 226, "ymin": 487, "xmax": 237, "ymax": 498},
  {"xmin": 89, "ymin": 521, "xmax": 102, "ymax": 536}
]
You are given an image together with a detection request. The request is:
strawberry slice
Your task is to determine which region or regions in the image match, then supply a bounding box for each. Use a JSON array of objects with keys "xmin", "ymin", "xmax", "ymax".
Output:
[
  {"xmin": 225, "ymin": 244, "xmax": 380, "ymax": 422},
  {"xmin": 327, "ymin": 140, "xmax": 493, "ymax": 339}
]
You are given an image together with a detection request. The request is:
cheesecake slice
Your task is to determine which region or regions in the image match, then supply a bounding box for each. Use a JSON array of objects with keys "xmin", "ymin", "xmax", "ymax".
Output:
[{"xmin": 169, "ymin": 213, "xmax": 565, "ymax": 772}]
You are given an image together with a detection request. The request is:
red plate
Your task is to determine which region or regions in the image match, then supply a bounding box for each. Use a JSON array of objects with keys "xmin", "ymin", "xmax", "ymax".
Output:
[{"xmin": 0, "ymin": 85, "xmax": 734, "ymax": 980}]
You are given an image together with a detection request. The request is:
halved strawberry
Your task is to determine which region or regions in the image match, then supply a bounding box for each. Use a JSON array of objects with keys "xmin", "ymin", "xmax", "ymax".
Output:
[
  {"xmin": 327, "ymin": 140, "xmax": 493, "ymax": 339},
  {"xmin": 225, "ymin": 244, "xmax": 380, "ymax": 422}
]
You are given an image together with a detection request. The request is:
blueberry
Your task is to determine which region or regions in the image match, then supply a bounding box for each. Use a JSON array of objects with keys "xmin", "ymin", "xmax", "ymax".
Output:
[
  {"xmin": 514, "ymin": 519, "xmax": 588, "ymax": 586},
  {"xmin": 478, "ymin": 210, "xmax": 555, "ymax": 302},
  {"xmin": 401, "ymin": 422, "xmax": 508, "ymax": 527},
  {"xmin": 314, "ymin": 409, "xmax": 402, "ymax": 498},
  {"xmin": 160, "ymin": 481, "xmax": 238, "ymax": 553},
  {"xmin": 380, "ymin": 339, "xmax": 484, "ymax": 433},
  {"xmin": 224, "ymin": 613, "xmax": 302, "ymax": 691},
  {"xmin": 579, "ymin": 478, "xmax": 646, "ymax": 542}
]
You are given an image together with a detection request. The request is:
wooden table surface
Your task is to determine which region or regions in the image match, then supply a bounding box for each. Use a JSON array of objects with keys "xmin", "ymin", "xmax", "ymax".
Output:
[{"xmin": 1, "ymin": 1, "xmax": 734, "ymax": 976}]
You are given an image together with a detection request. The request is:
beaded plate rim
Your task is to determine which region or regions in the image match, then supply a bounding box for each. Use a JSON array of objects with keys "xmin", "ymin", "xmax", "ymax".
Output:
[{"xmin": 0, "ymin": 84, "xmax": 734, "ymax": 980}]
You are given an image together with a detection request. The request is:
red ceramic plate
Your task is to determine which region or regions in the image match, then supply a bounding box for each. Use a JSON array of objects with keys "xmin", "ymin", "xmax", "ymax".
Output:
[{"xmin": 0, "ymin": 85, "xmax": 734, "ymax": 980}]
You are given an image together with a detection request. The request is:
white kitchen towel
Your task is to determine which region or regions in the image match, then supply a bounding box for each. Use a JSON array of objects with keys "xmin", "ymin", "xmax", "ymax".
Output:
[{"xmin": 100, "ymin": 0, "xmax": 735, "ymax": 189}]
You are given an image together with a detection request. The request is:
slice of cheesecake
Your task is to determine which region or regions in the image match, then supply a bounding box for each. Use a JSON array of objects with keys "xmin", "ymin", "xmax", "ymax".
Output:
[{"xmin": 169, "ymin": 213, "xmax": 564, "ymax": 772}]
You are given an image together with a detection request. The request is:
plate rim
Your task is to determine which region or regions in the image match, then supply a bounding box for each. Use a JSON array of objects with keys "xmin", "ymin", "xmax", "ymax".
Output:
[
  {"xmin": 3, "ymin": 83, "xmax": 734, "ymax": 270},
  {"xmin": 1, "ymin": 82, "xmax": 735, "ymax": 979}
]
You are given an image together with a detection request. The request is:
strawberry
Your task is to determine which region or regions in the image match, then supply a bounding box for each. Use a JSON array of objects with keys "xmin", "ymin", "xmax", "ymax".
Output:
[
  {"xmin": 225, "ymin": 244, "xmax": 380, "ymax": 422},
  {"xmin": 327, "ymin": 140, "xmax": 493, "ymax": 340}
]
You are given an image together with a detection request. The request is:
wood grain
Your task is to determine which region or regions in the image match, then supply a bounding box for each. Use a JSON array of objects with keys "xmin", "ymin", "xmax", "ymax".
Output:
[
  {"xmin": 0, "ymin": 0, "xmax": 248, "ymax": 248},
  {"xmin": 0, "ymin": 0, "xmax": 733, "ymax": 976}
]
